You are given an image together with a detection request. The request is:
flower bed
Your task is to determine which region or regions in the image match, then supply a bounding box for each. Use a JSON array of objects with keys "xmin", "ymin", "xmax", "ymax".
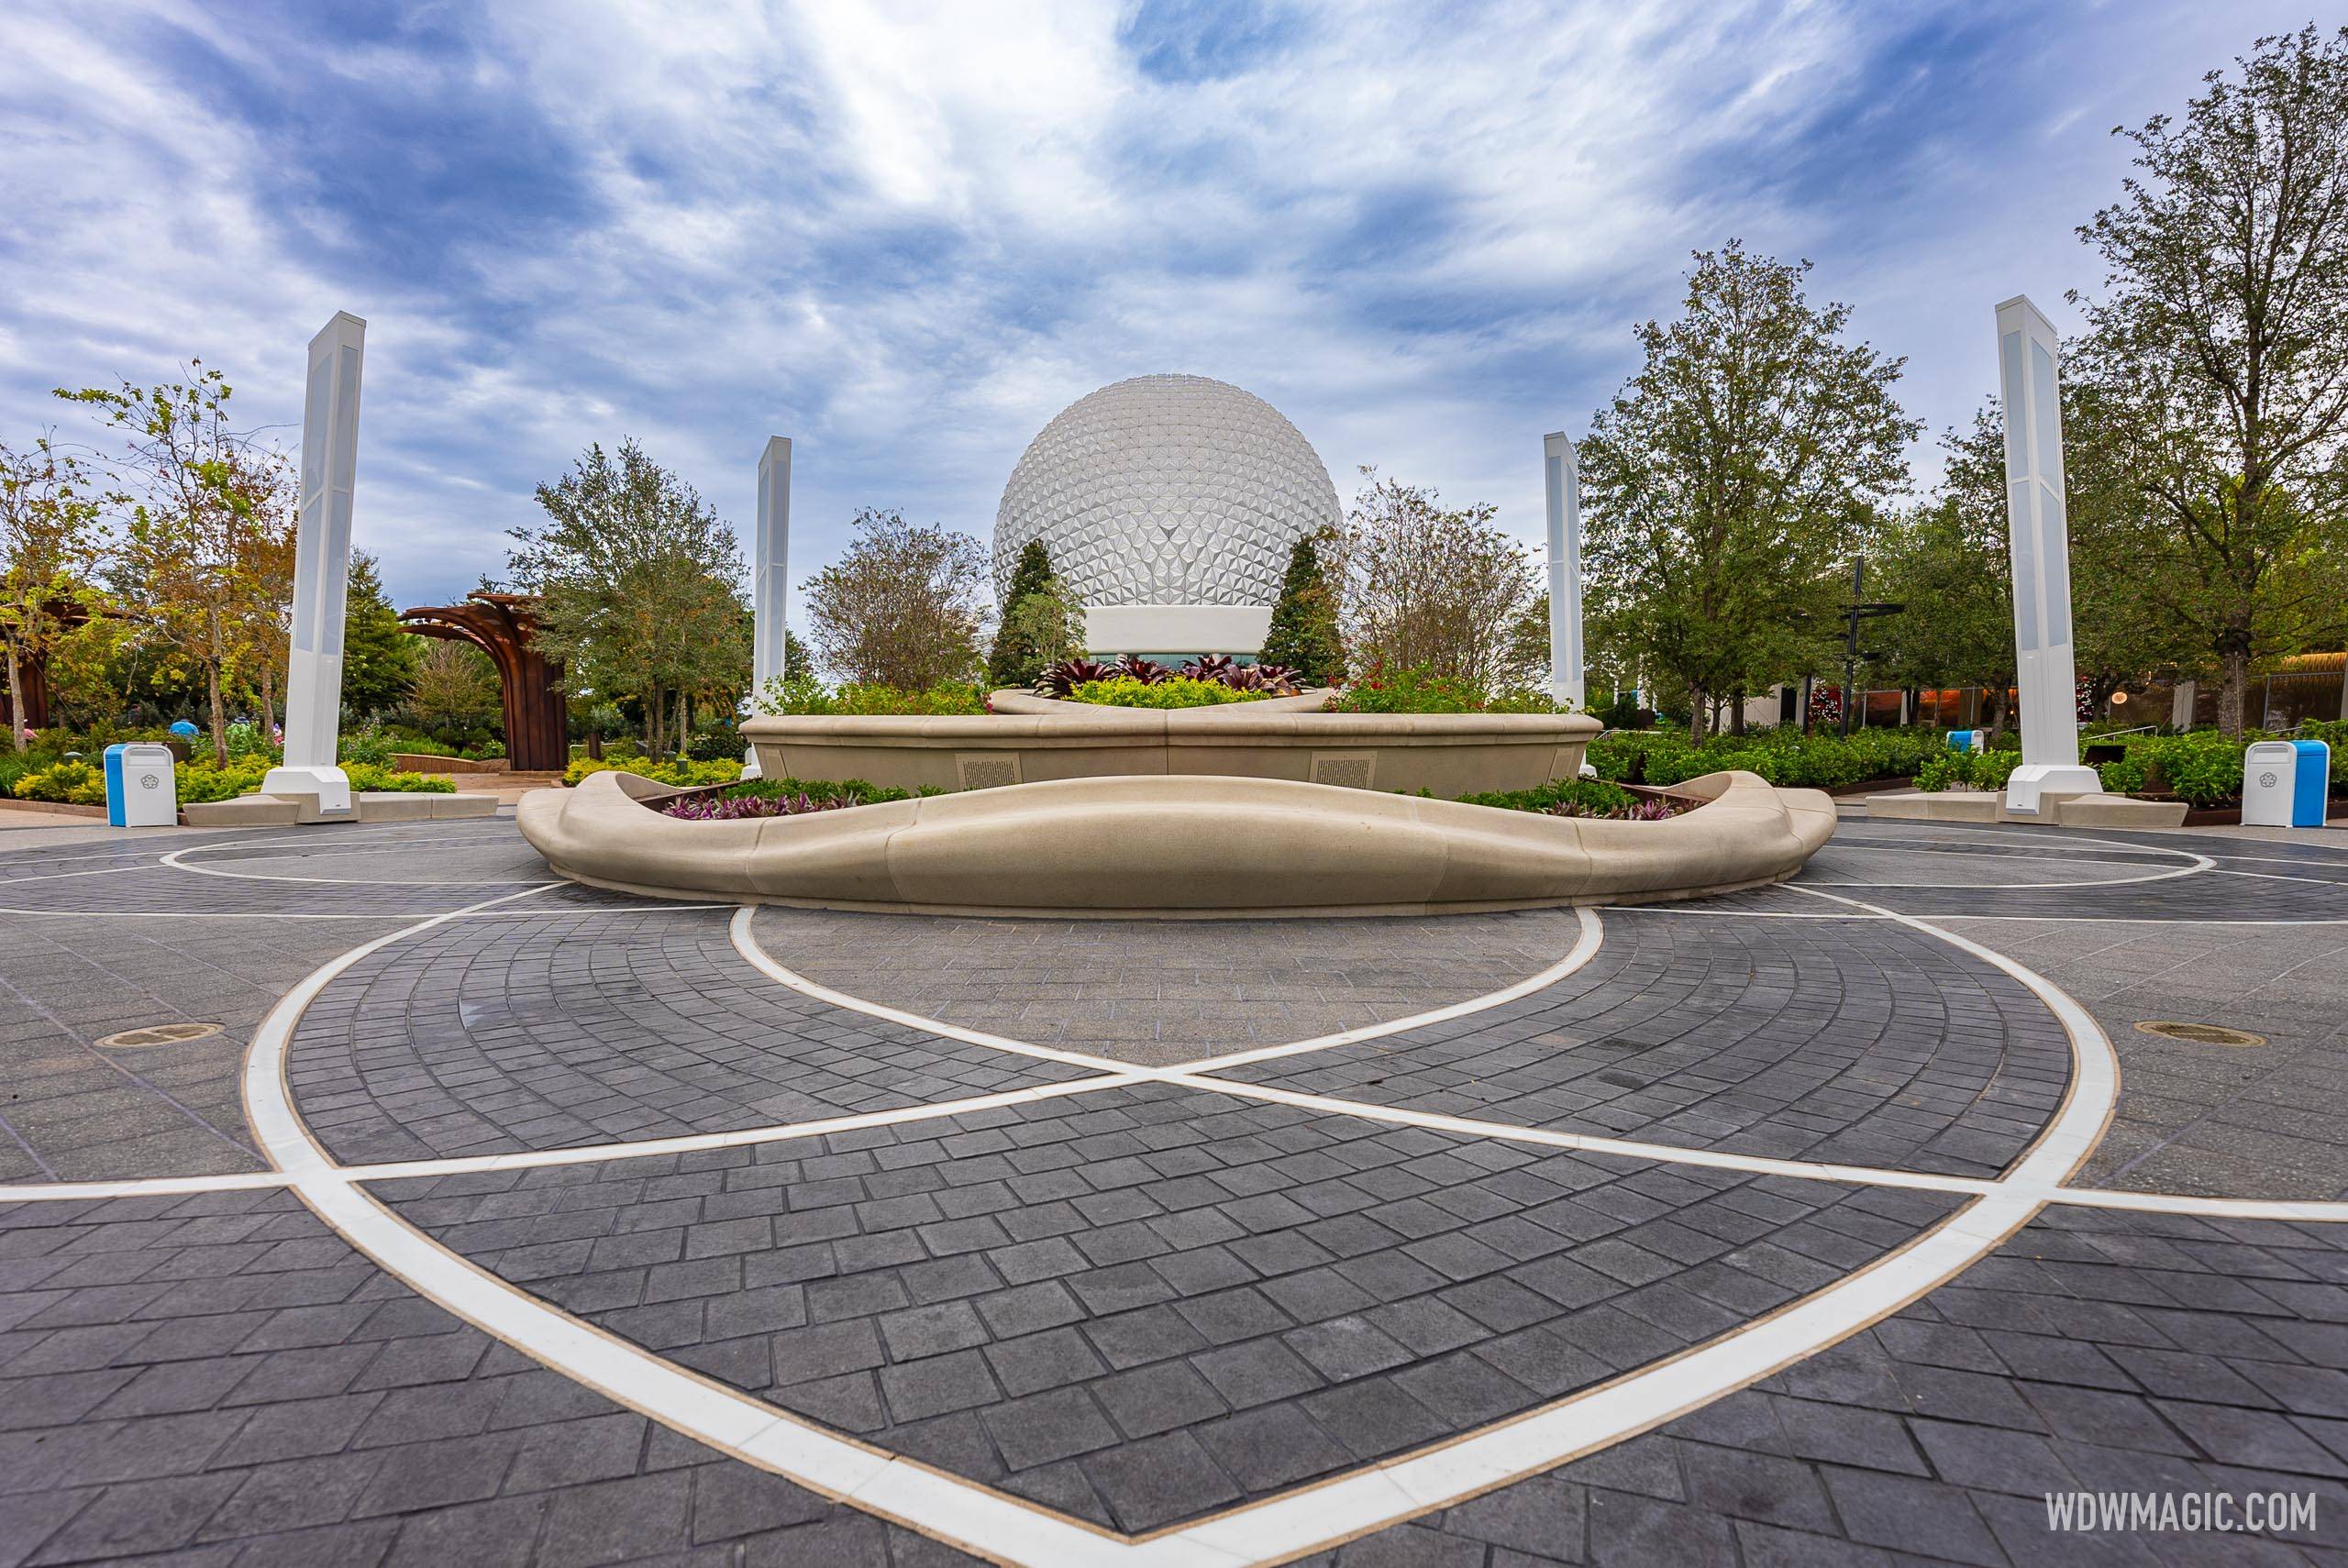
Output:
[
  {"xmin": 655, "ymin": 775, "xmax": 940, "ymax": 820},
  {"xmin": 1453, "ymin": 777, "xmax": 1690, "ymax": 820},
  {"xmin": 1039, "ymin": 654, "xmax": 1300, "ymax": 699},
  {"xmin": 1067, "ymin": 676, "xmax": 1270, "ymax": 709}
]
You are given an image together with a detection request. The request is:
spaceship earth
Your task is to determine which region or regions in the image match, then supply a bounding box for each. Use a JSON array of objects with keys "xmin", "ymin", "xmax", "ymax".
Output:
[{"xmin": 992, "ymin": 374, "xmax": 1343, "ymax": 609}]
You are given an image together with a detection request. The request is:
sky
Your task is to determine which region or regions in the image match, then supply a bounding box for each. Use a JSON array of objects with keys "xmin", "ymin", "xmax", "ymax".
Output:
[{"xmin": 0, "ymin": 0, "xmax": 2331, "ymax": 620}]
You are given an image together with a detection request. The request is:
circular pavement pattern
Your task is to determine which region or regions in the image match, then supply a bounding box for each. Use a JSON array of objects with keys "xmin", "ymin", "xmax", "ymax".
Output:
[{"xmin": 4, "ymin": 811, "xmax": 2348, "ymax": 1563}]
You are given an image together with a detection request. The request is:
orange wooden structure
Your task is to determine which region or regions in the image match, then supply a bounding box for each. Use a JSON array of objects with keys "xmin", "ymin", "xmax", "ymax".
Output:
[{"xmin": 398, "ymin": 591, "xmax": 569, "ymax": 771}]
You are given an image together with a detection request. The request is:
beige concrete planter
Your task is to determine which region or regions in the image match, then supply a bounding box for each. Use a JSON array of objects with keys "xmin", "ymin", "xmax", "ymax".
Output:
[
  {"xmin": 740, "ymin": 690, "xmax": 1602, "ymax": 799},
  {"xmin": 517, "ymin": 767, "xmax": 1835, "ymax": 918}
]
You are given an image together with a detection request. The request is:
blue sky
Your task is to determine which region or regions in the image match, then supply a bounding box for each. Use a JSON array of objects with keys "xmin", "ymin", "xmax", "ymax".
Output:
[{"xmin": 0, "ymin": 1, "xmax": 2326, "ymax": 616}]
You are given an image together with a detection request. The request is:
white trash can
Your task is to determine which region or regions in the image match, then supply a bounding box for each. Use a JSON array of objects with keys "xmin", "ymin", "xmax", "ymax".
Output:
[
  {"xmin": 2242, "ymin": 740, "xmax": 2299, "ymax": 828},
  {"xmin": 104, "ymin": 742, "xmax": 179, "ymax": 828}
]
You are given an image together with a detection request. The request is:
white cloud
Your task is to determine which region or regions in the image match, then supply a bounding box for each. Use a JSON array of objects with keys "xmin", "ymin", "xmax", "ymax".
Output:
[{"xmin": 0, "ymin": 0, "xmax": 2326, "ymax": 620}]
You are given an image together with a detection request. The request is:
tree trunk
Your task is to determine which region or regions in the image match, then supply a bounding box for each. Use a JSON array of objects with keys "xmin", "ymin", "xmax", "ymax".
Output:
[
  {"xmin": 586, "ymin": 726, "xmax": 604, "ymax": 762},
  {"xmin": 645, "ymin": 689, "xmax": 666, "ymax": 762},
  {"xmin": 206, "ymin": 662, "xmax": 228, "ymax": 768},
  {"xmin": 1688, "ymin": 688, "xmax": 1706, "ymax": 742},
  {"xmin": 259, "ymin": 664, "xmax": 277, "ymax": 745},
  {"xmin": 5, "ymin": 639, "xmax": 22, "ymax": 752},
  {"xmin": 1727, "ymin": 690, "xmax": 1746, "ymax": 737},
  {"xmin": 2216, "ymin": 640, "xmax": 2252, "ymax": 739}
]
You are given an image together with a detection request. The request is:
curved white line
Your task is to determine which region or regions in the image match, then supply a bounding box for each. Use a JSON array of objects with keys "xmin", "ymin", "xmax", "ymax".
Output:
[
  {"xmin": 1173, "ymin": 908, "xmax": 1602, "ymax": 1073},
  {"xmin": 730, "ymin": 904, "xmax": 1604, "ymax": 1079},
  {"xmin": 1800, "ymin": 852, "xmax": 2213, "ymax": 891},
  {"xmin": 222, "ymin": 878, "xmax": 2124, "ymax": 1566},
  {"xmin": 161, "ymin": 834, "xmax": 558, "ymax": 889},
  {"xmin": 727, "ymin": 907, "xmax": 1141, "ymax": 1076}
]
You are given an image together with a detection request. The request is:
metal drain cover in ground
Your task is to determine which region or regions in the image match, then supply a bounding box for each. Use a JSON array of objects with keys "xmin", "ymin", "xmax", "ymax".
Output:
[
  {"xmin": 95, "ymin": 1021, "xmax": 223, "ymax": 1049},
  {"xmin": 2134, "ymin": 1020, "xmax": 2266, "ymax": 1047}
]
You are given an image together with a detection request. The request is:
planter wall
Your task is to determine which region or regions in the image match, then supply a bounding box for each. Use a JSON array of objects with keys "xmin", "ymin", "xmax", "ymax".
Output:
[{"xmin": 742, "ymin": 692, "xmax": 1601, "ymax": 800}]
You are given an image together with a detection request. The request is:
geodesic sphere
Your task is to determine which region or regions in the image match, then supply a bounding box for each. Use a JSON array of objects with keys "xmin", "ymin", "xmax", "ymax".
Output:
[{"xmin": 993, "ymin": 374, "xmax": 1342, "ymax": 608}]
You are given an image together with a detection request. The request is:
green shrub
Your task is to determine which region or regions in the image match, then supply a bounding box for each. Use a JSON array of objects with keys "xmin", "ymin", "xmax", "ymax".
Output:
[
  {"xmin": 566, "ymin": 756, "xmax": 743, "ymax": 789},
  {"xmin": 719, "ymin": 775, "xmax": 943, "ymax": 806},
  {"xmin": 1067, "ymin": 676, "xmax": 1266, "ymax": 709},
  {"xmin": 1595, "ymin": 725, "xmax": 1941, "ymax": 790},
  {"xmin": 1325, "ymin": 667, "xmax": 1563, "ymax": 714},
  {"xmin": 1914, "ymin": 746, "xmax": 2022, "ymax": 792},
  {"xmin": 2097, "ymin": 752, "xmax": 2149, "ymax": 795},
  {"xmin": 1455, "ymin": 778, "xmax": 1642, "ymax": 815},
  {"xmin": 166, "ymin": 759, "xmax": 456, "ymax": 803},
  {"xmin": 11, "ymin": 758, "xmax": 106, "ymax": 805},
  {"xmin": 338, "ymin": 727, "xmax": 402, "ymax": 767},
  {"xmin": 756, "ymin": 675, "xmax": 987, "ymax": 716}
]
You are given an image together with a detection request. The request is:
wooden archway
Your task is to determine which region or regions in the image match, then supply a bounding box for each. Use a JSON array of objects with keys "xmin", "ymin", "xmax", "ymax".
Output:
[{"xmin": 398, "ymin": 591, "xmax": 569, "ymax": 772}]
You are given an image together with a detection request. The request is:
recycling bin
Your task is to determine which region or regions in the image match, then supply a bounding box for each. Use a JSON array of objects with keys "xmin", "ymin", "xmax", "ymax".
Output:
[
  {"xmin": 1946, "ymin": 730, "xmax": 1980, "ymax": 753},
  {"xmin": 2243, "ymin": 740, "xmax": 2307, "ymax": 828},
  {"xmin": 104, "ymin": 742, "xmax": 179, "ymax": 828}
]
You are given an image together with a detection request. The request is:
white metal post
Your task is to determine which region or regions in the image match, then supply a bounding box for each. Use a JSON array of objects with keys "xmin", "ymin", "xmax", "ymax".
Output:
[
  {"xmin": 1995, "ymin": 294, "xmax": 2100, "ymax": 813},
  {"xmin": 1544, "ymin": 432, "xmax": 1584, "ymax": 711},
  {"xmin": 261, "ymin": 311, "xmax": 365, "ymax": 815},
  {"xmin": 741, "ymin": 436, "xmax": 791, "ymax": 778}
]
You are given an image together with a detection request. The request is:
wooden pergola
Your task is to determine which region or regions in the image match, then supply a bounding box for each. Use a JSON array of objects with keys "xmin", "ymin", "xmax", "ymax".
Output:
[{"xmin": 397, "ymin": 591, "xmax": 569, "ymax": 772}]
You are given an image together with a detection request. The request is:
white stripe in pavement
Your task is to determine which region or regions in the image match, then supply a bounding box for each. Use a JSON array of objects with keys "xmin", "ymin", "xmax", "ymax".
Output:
[
  {"xmin": 728, "ymin": 906, "xmax": 1144, "ymax": 1076},
  {"xmin": 0, "ymin": 1170, "xmax": 291, "ymax": 1201},
  {"xmin": 1156, "ymin": 1072, "xmax": 2005, "ymax": 1198},
  {"xmin": 337, "ymin": 1074, "xmax": 1152, "ymax": 1184},
  {"xmin": 1800, "ymin": 845, "xmax": 2212, "ymax": 891},
  {"xmin": 1167, "ymin": 908, "xmax": 1603, "ymax": 1074},
  {"xmin": 1599, "ymin": 906, "xmax": 1894, "ymax": 919}
]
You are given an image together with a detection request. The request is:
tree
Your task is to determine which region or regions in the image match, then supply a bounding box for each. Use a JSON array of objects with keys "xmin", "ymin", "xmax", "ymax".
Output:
[
  {"xmin": 803, "ymin": 508, "xmax": 990, "ymax": 689},
  {"xmin": 1333, "ymin": 470, "xmax": 1541, "ymax": 692},
  {"xmin": 1259, "ymin": 532, "xmax": 1345, "ymax": 683},
  {"xmin": 339, "ymin": 551, "xmax": 419, "ymax": 718},
  {"xmin": 58, "ymin": 365, "xmax": 294, "ymax": 767},
  {"xmin": 0, "ymin": 436, "xmax": 108, "ymax": 749},
  {"xmin": 2068, "ymin": 25, "xmax": 2348, "ymax": 734},
  {"xmin": 1578, "ymin": 243, "xmax": 1919, "ymax": 738},
  {"xmin": 402, "ymin": 639, "xmax": 502, "ymax": 738},
  {"xmin": 987, "ymin": 538, "xmax": 1084, "ymax": 687},
  {"xmin": 506, "ymin": 439, "xmax": 748, "ymax": 760}
]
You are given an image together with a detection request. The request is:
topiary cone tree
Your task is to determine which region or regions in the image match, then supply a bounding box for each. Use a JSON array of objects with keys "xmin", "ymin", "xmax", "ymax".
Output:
[
  {"xmin": 988, "ymin": 538, "xmax": 1058, "ymax": 689},
  {"xmin": 1260, "ymin": 532, "xmax": 1345, "ymax": 685}
]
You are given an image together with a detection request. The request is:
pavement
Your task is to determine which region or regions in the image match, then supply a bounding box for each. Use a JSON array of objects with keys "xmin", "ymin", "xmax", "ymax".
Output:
[{"xmin": 4, "ymin": 807, "xmax": 2348, "ymax": 1564}]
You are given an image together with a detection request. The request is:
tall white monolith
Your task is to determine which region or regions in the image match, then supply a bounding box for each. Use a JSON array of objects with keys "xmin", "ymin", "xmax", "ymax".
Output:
[
  {"xmin": 740, "ymin": 436, "xmax": 791, "ymax": 779},
  {"xmin": 260, "ymin": 311, "xmax": 366, "ymax": 815},
  {"xmin": 1544, "ymin": 432, "xmax": 1584, "ymax": 711},
  {"xmin": 1995, "ymin": 295, "xmax": 2100, "ymax": 814}
]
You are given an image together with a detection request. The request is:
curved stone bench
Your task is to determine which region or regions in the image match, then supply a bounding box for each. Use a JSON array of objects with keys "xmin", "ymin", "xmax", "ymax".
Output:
[{"xmin": 516, "ymin": 768, "xmax": 1835, "ymax": 919}]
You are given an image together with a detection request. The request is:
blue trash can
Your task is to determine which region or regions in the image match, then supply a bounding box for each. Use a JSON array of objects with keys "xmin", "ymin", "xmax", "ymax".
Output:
[{"xmin": 2291, "ymin": 739, "xmax": 2331, "ymax": 828}]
